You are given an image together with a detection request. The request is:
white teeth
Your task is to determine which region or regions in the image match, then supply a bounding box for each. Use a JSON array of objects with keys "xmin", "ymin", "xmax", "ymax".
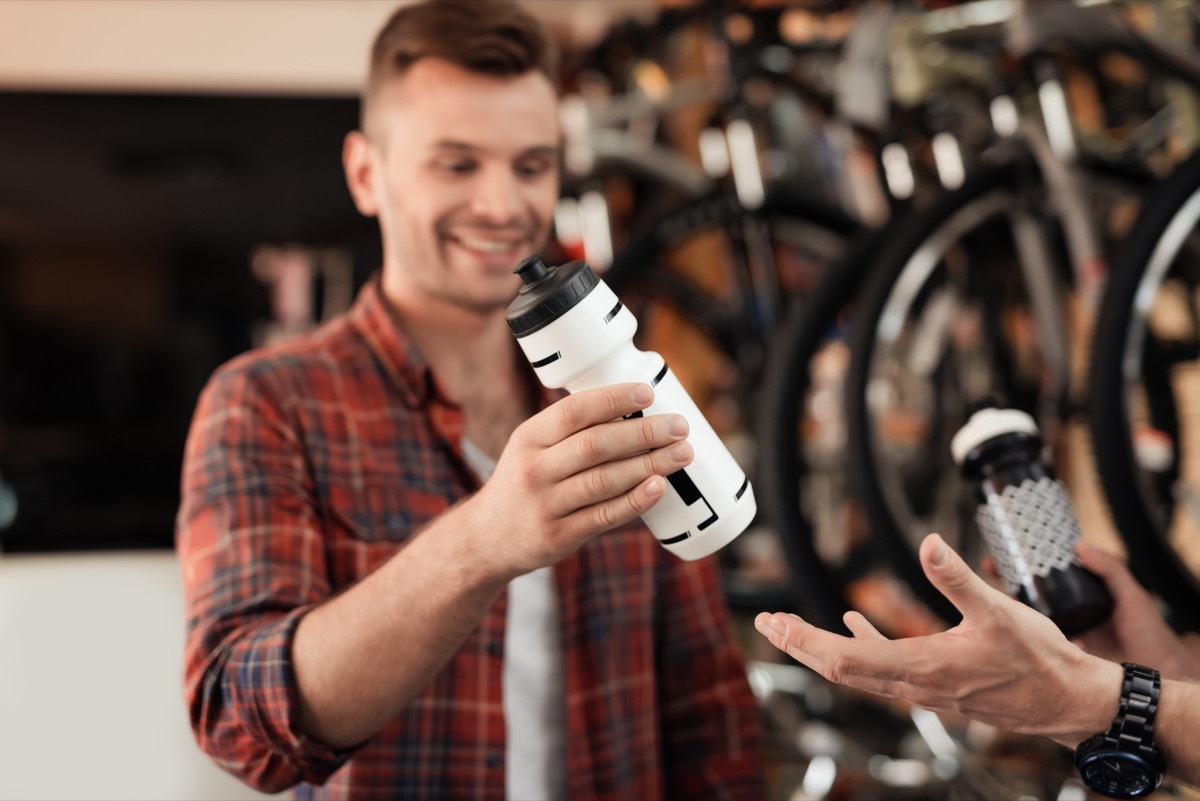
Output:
[{"xmin": 458, "ymin": 237, "xmax": 518, "ymax": 254}]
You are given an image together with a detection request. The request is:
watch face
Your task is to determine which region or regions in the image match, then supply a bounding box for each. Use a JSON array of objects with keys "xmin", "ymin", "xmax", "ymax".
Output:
[{"xmin": 1079, "ymin": 749, "xmax": 1158, "ymax": 799}]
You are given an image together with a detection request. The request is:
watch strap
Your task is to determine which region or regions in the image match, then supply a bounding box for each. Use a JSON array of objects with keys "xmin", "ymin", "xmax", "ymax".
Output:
[
  {"xmin": 1107, "ymin": 663, "xmax": 1162, "ymax": 756},
  {"xmin": 1077, "ymin": 662, "xmax": 1166, "ymax": 772}
]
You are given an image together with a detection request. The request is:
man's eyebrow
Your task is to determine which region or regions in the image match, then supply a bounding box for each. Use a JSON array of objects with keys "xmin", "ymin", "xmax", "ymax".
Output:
[{"xmin": 431, "ymin": 140, "xmax": 559, "ymax": 158}]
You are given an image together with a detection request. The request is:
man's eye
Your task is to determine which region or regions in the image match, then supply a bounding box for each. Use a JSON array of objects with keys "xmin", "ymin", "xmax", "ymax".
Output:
[
  {"xmin": 516, "ymin": 160, "xmax": 552, "ymax": 178},
  {"xmin": 437, "ymin": 161, "xmax": 475, "ymax": 175}
]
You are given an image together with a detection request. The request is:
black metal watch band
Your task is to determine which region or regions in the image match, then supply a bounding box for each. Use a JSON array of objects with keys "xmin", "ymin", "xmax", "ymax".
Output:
[
  {"xmin": 1107, "ymin": 662, "xmax": 1161, "ymax": 754},
  {"xmin": 1075, "ymin": 663, "xmax": 1166, "ymax": 798}
]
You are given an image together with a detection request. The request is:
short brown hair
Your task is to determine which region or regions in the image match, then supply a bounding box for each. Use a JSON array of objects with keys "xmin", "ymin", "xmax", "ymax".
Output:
[{"xmin": 362, "ymin": 0, "xmax": 557, "ymax": 128}]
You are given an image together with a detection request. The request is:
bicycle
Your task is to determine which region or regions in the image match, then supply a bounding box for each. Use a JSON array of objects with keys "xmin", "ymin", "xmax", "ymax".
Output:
[
  {"xmin": 1090, "ymin": 146, "xmax": 1200, "ymax": 633},
  {"xmin": 763, "ymin": 0, "xmax": 1198, "ymax": 628},
  {"xmin": 844, "ymin": 0, "xmax": 1200, "ymax": 626},
  {"xmin": 552, "ymin": 2, "xmax": 876, "ymax": 615}
]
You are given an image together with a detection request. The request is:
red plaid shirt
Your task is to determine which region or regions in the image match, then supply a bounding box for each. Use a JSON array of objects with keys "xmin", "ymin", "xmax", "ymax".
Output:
[{"xmin": 178, "ymin": 278, "xmax": 764, "ymax": 800}]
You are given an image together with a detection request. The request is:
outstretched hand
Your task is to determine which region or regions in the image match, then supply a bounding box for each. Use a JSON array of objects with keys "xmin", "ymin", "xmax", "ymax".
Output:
[{"xmin": 755, "ymin": 533, "xmax": 1122, "ymax": 748}]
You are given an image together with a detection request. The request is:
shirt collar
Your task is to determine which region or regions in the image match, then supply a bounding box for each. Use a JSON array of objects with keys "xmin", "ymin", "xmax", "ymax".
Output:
[
  {"xmin": 347, "ymin": 274, "xmax": 434, "ymax": 409},
  {"xmin": 347, "ymin": 274, "xmax": 564, "ymax": 413}
]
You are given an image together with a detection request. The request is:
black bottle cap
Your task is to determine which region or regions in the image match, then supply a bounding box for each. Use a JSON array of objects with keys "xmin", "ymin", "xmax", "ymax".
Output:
[{"xmin": 506, "ymin": 255, "xmax": 599, "ymax": 337}]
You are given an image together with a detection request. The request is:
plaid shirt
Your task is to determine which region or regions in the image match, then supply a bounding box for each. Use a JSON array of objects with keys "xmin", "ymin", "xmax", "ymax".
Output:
[{"xmin": 178, "ymin": 278, "xmax": 764, "ymax": 800}]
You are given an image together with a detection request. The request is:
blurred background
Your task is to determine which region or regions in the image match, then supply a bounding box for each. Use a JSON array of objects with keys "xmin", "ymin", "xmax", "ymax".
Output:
[{"xmin": 4, "ymin": 0, "xmax": 1200, "ymax": 799}]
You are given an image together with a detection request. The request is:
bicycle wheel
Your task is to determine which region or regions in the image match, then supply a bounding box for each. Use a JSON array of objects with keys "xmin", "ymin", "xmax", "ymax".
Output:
[
  {"xmin": 1090, "ymin": 148, "xmax": 1200, "ymax": 631},
  {"xmin": 756, "ymin": 226, "xmax": 904, "ymax": 632},
  {"xmin": 604, "ymin": 188, "xmax": 859, "ymax": 429},
  {"xmin": 603, "ymin": 188, "xmax": 860, "ymax": 614},
  {"xmin": 844, "ymin": 159, "xmax": 1057, "ymax": 623}
]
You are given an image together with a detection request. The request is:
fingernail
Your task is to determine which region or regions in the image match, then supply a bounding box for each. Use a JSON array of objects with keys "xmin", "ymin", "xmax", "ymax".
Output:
[
  {"xmin": 770, "ymin": 619, "xmax": 787, "ymax": 636},
  {"xmin": 645, "ymin": 478, "xmax": 663, "ymax": 497},
  {"xmin": 930, "ymin": 536, "xmax": 948, "ymax": 566},
  {"xmin": 754, "ymin": 615, "xmax": 770, "ymax": 635},
  {"xmin": 669, "ymin": 442, "xmax": 691, "ymax": 462},
  {"xmin": 631, "ymin": 384, "xmax": 652, "ymax": 405},
  {"xmin": 668, "ymin": 415, "xmax": 688, "ymax": 437}
]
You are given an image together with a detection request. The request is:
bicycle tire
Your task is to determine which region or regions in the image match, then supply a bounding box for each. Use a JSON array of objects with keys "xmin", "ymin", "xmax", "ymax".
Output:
[
  {"xmin": 1089, "ymin": 147, "xmax": 1200, "ymax": 631},
  {"xmin": 756, "ymin": 226, "xmax": 893, "ymax": 631},
  {"xmin": 603, "ymin": 188, "xmax": 861, "ymax": 615},
  {"xmin": 844, "ymin": 159, "xmax": 1043, "ymax": 623},
  {"xmin": 604, "ymin": 188, "xmax": 860, "ymax": 417}
]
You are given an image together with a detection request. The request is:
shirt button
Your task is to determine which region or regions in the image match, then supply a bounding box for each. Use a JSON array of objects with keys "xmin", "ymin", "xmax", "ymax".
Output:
[
  {"xmin": 487, "ymin": 640, "xmax": 502, "ymax": 657},
  {"xmin": 487, "ymin": 751, "xmax": 502, "ymax": 769}
]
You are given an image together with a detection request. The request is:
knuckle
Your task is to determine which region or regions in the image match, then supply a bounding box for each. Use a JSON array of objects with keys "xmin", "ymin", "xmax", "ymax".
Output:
[
  {"xmin": 557, "ymin": 399, "xmax": 584, "ymax": 431},
  {"xmin": 576, "ymin": 432, "xmax": 602, "ymax": 462},
  {"xmin": 826, "ymin": 652, "xmax": 859, "ymax": 684},
  {"xmin": 604, "ymin": 388, "xmax": 625, "ymax": 419},
  {"xmin": 638, "ymin": 419, "xmax": 658, "ymax": 448},
  {"xmin": 518, "ymin": 461, "xmax": 541, "ymax": 490},
  {"xmin": 593, "ymin": 502, "xmax": 617, "ymax": 530},
  {"xmin": 588, "ymin": 468, "xmax": 614, "ymax": 497}
]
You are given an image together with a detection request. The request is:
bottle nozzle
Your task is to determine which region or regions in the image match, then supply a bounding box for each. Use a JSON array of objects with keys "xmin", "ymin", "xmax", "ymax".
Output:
[{"xmin": 515, "ymin": 254, "xmax": 552, "ymax": 286}]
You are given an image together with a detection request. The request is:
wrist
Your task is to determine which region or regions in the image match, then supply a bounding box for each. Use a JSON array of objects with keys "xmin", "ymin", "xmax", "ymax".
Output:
[
  {"xmin": 1050, "ymin": 656, "xmax": 1124, "ymax": 748},
  {"xmin": 431, "ymin": 493, "xmax": 520, "ymax": 589}
]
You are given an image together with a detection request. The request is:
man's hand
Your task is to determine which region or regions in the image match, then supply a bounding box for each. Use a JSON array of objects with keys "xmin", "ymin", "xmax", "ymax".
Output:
[
  {"xmin": 755, "ymin": 533, "xmax": 1123, "ymax": 748},
  {"xmin": 1073, "ymin": 540, "xmax": 1198, "ymax": 680},
  {"xmin": 471, "ymin": 382, "xmax": 691, "ymax": 578}
]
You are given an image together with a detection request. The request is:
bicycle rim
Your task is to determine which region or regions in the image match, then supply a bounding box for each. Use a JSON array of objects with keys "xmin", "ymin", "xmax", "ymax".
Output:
[
  {"xmin": 846, "ymin": 161, "xmax": 1044, "ymax": 624},
  {"xmin": 606, "ymin": 189, "xmax": 860, "ymax": 614},
  {"xmin": 756, "ymin": 225, "xmax": 923, "ymax": 632},
  {"xmin": 1089, "ymin": 148, "xmax": 1200, "ymax": 631}
]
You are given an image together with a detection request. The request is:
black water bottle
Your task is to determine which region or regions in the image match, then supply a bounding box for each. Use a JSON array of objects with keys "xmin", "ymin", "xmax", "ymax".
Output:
[{"xmin": 951, "ymin": 408, "xmax": 1113, "ymax": 636}]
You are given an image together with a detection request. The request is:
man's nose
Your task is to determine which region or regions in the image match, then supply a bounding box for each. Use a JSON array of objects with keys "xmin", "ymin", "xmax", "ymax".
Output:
[{"xmin": 469, "ymin": 165, "xmax": 524, "ymax": 223}]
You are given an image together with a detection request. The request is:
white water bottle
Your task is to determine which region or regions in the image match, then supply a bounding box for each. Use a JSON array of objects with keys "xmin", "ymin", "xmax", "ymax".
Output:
[{"xmin": 505, "ymin": 255, "xmax": 756, "ymax": 560}]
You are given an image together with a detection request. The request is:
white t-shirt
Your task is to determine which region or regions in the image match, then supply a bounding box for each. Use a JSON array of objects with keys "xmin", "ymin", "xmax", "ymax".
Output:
[{"xmin": 461, "ymin": 438, "xmax": 566, "ymax": 801}]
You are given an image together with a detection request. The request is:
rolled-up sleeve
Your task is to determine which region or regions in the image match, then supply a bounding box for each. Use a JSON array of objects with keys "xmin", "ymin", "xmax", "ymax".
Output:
[{"xmin": 178, "ymin": 362, "xmax": 357, "ymax": 793}]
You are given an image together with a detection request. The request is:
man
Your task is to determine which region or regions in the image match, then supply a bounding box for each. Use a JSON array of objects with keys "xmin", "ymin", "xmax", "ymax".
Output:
[
  {"xmin": 757, "ymin": 534, "xmax": 1200, "ymax": 791},
  {"xmin": 177, "ymin": 1, "xmax": 764, "ymax": 799}
]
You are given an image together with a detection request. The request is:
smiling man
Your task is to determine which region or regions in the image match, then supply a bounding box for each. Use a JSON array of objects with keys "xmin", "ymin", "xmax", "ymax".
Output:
[{"xmin": 176, "ymin": 2, "xmax": 764, "ymax": 799}]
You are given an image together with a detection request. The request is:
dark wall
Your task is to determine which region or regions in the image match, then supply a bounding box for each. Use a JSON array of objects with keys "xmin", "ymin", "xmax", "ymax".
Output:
[{"xmin": 0, "ymin": 91, "xmax": 380, "ymax": 552}]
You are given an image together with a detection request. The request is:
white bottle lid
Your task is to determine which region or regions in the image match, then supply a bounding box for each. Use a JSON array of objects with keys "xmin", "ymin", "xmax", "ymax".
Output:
[{"xmin": 950, "ymin": 407, "xmax": 1040, "ymax": 466}]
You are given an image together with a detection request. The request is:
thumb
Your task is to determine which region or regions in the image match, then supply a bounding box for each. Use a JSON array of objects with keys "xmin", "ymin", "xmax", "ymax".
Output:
[
  {"xmin": 1075, "ymin": 539, "xmax": 1139, "ymax": 597},
  {"xmin": 919, "ymin": 533, "xmax": 1003, "ymax": 618}
]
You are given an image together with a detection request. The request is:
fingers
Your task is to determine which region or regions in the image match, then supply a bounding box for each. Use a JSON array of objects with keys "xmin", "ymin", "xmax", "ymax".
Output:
[
  {"xmin": 527, "ymin": 383, "xmax": 655, "ymax": 447},
  {"xmin": 919, "ymin": 533, "xmax": 1007, "ymax": 619},
  {"xmin": 549, "ymin": 436, "xmax": 693, "ymax": 517},
  {"xmin": 545, "ymin": 410, "xmax": 690, "ymax": 485},
  {"xmin": 754, "ymin": 612, "xmax": 832, "ymax": 674},
  {"xmin": 1075, "ymin": 539, "xmax": 1143, "ymax": 601},
  {"xmin": 844, "ymin": 611, "xmax": 887, "ymax": 640},
  {"xmin": 753, "ymin": 612, "xmax": 905, "ymax": 697},
  {"xmin": 561, "ymin": 475, "xmax": 666, "ymax": 537}
]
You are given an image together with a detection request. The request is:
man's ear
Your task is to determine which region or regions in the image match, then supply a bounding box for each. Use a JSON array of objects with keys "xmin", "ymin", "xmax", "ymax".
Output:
[{"xmin": 343, "ymin": 130, "xmax": 380, "ymax": 217}]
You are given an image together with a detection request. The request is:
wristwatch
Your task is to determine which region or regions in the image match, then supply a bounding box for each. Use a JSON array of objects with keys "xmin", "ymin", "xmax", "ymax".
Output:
[{"xmin": 1075, "ymin": 662, "xmax": 1167, "ymax": 799}]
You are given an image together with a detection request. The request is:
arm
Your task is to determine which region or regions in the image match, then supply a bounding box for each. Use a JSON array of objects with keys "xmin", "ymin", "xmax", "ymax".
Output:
[
  {"xmin": 656, "ymin": 555, "xmax": 765, "ymax": 798},
  {"xmin": 754, "ymin": 534, "xmax": 1200, "ymax": 788},
  {"xmin": 181, "ymin": 369, "xmax": 692, "ymax": 790},
  {"xmin": 292, "ymin": 381, "xmax": 694, "ymax": 748}
]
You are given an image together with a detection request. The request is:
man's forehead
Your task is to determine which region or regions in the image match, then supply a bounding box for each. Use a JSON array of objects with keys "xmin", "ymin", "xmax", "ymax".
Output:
[
  {"xmin": 387, "ymin": 59, "xmax": 555, "ymax": 110},
  {"xmin": 375, "ymin": 61, "xmax": 556, "ymax": 135}
]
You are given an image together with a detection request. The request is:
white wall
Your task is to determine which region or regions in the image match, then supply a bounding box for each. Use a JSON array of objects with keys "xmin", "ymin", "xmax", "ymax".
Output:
[
  {"xmin": 0, "ymin": 0, "xmax": 657, "ymax": 95},
  {"xmin": 0, "ymin": 551, "xmax": 277, "ymax": 801}
]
